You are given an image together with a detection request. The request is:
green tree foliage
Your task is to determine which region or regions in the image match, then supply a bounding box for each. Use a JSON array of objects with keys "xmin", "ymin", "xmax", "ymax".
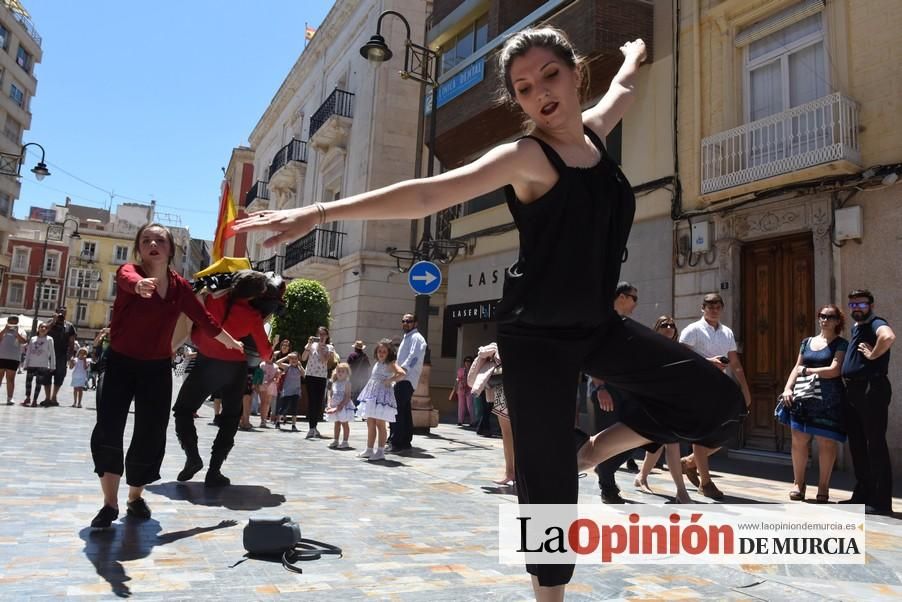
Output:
[{"xmin": 271, "ymin": 279, "xmax": 331, "ymax": 349}]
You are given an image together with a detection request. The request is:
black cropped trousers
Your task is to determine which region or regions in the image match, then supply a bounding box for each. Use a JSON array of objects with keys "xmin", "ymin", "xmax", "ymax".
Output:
[{"xmin": 498, "ymin": 317, "xmax": 745, "ymax": 587}]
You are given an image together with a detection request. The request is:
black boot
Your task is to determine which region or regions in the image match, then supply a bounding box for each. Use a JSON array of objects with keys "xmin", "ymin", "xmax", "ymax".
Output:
[
  {"xmin": 177, "ymin": 450, "xmax": 203, "ymax": 482},
  {"xmin": 204, "ymin": 454, "xmax": 230, "ymax": 488},
  {"xmin": 175, "ymin": 418, "xmax": 203, "ymax": 482}
]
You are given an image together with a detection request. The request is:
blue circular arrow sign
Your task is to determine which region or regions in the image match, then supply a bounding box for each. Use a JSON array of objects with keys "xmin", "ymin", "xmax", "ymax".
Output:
[{"xmin": 407, "ymin": 261, "xmax": 442, "ymax": 295}]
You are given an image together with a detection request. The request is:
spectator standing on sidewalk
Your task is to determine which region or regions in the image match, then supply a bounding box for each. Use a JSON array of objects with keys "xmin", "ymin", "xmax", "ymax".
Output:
[
  {"xmin": 22, "ymin": 322, "xmax": 55, "ymax": 407},
  {"xmin": 387, "ymin": 313, "xmax": 426, "ymax": 453},
  {"xmin": 347, "ymin": 340, "xmax": 370, "ymax": 408},
  {"xmin": 301, "ymin": 326, "xmax": 334, "ymax": 439},
  {"xmin": 841, "ymin": 289, "xmax": 895, "ymax": 515},
  {"xmin": 678, "ymin": 293, "xmax": 752, "ymax": 500},
  {"xmin": 0, "ymin": 316, "xmax": 27, "ymax": 405},
  {"xmin": 590, "ymin": 281, "xmax": 639, "ymax": 503},
  {"xmin": 633, "ymin": 316, "xmax": 692, "ymax": 503},
  {"xmin": 778, "ymin": 303, "xmax": 848, "ymax": 504},
  {"xmin": 46, "ymin": 307, "xmax": 77, "ymax": 407}
]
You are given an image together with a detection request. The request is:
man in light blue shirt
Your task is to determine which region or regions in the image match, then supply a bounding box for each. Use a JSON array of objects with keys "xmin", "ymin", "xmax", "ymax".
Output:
[{"xmin": 388, "ymin": 313, "xmax": 427, "ymax": 452}]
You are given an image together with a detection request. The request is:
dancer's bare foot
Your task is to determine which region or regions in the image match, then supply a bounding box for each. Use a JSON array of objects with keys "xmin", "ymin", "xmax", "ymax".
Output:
[
  {"xmin": 674, "ymin": 490, "xmax": 693, "ymax": 503},
  {"xmin": 633, "ymin": 477, "xmax": 653, "ymax": 493}
]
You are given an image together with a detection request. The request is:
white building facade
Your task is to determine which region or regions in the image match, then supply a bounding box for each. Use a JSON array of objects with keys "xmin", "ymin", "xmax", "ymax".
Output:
[{"xmin": 243, "ymin": 0, "xmax": 432, "ymax": 355}]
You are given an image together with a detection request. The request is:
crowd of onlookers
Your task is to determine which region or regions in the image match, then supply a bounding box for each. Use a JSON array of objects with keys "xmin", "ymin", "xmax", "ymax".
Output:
[
  {"xmin": 180, "ymin": 311, "xmax": 428, "ymax": 464},
  {"xmin": 557, "ymin": 285, "xmax": 894, "ymax": 516},
  {"xmin": 2, "ymin": 291, "xmax": 894, "ymax": 516},
  {"xmin": 0, "ymin": 306, "xmax": 87, "ymax": 408}
]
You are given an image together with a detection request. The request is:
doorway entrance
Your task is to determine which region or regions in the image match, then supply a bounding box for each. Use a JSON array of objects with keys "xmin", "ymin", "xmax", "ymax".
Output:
[{"xmin": 740, "ymin": 232, "xmax": 814, "ymax": 451}]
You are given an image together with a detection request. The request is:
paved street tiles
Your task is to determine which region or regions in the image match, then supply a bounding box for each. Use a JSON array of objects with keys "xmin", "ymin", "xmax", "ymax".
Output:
[{"xmin": 0, "ymin": 371, "xmax": 900, "ymax": 600}]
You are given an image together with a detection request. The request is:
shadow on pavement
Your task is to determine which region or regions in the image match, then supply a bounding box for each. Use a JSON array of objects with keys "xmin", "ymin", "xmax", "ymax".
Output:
[
  {"xmin": 79, "ymin": 517, "xmax": 236, "ymax": 598},
  {"xmin": 146, "ymin": 482, "xmax": 286, "ymax": 511}
]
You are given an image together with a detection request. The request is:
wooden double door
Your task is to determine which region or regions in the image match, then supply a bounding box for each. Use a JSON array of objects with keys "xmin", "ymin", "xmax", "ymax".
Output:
[{"xmin": 740, "ymin": 233, "xmax": 815, "ymax": 451}]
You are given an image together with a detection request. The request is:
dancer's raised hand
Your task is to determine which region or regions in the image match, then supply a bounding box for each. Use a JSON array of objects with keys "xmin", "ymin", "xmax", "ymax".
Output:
[{"xmin": 233, "ymin": 206, "xmax": 318, "ymax": 247}]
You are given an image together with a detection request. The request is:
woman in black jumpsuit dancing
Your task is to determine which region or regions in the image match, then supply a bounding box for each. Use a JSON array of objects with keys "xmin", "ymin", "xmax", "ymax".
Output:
[{"xmin": 233, "ymin": 28, "xmax": 746, "ymax": 601}]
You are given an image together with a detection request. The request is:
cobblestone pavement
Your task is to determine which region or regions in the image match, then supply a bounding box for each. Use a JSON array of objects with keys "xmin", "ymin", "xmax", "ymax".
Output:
[{"xmin": 0, "ymin": 371, "xmax": 900, "ymax": 600}]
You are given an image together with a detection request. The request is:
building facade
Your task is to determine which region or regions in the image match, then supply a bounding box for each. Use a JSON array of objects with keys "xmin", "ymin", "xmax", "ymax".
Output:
[
  {"xmin": 0, "ymin": 220, "xmax": 68, "ymax": 330},
  {"xmin": 0, "ymin": 1, "xmax": 41, "ymax": 277},
  {"xmin": 674, "ymin": 0, "xmax": 901, "ymax": 473},
  {"xmin": 242, "ymin": 0, "xmax": 433, "ymax": 361}
]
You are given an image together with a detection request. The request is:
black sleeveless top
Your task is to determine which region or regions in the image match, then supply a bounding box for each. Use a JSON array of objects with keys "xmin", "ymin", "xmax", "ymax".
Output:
[{"xmin": 496, "ymin": 126, "xmax": 636, "ymax": 329}]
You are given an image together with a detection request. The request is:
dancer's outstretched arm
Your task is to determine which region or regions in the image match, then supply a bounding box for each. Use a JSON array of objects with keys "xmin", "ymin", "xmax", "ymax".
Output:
[{"xmin": 233, "ymin": 140, "xmax": 541, "ymax": 247}]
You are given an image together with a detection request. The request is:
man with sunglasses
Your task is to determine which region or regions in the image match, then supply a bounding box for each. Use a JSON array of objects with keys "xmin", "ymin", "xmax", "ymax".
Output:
[
  {"xmin": 841, "ymin": 289, "xmax": 895, "ymax": 515},
  {"xmin": 677, "ymin": 293, "xmax": 752, "ymax": 500},
  {"xmin": 591, "ymin": 282, "xmax": 641, "ymax": 503},
  {"xmin": 387, "ymin": 313, "xmax": 427, "ymax": 453}
]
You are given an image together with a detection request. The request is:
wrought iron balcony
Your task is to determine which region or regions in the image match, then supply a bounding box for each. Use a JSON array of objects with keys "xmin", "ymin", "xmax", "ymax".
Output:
[
  {"xmin": 253, "ymin": 254, "xmax": 282, "ymax": 273},
  {"xmin": 268, "ymin": 139, "xmax": 308, "ymax": 181},
  {"xmin": 701, "ymin": 92, "xmax": 861, "ymax": 195},
  {"xmin": 245, "ymin": 180, "xmax": 270, "ymax": 210},
  {"xmin": 309, "ymin": 89, "xmax": 355, "ymax": 152},
  {"xmin": 284, "ymin": 228, "xmax": 346, "ymax": 271}
]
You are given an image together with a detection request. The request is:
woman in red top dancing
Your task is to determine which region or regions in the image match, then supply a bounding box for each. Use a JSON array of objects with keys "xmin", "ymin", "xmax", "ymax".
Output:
[
  {"xmin": 172, "ymin": 270, "xmax": 274, "ymax": 487},
  {"xmin": 89, "ymin": 223, "xmax": 243, "ymax": 530}
]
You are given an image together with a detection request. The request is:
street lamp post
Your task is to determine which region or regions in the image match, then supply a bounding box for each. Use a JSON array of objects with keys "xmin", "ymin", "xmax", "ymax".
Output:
[
  {"xmin": 360, "ymin": 10, "xmax": 466, "ymax": 345},
  {"xmin": 30, "ymin": 217, "xmax": 80, "ymax": 337},
  {"xmin": 0, "ymin": 142, "xmax": 51, "ymax": 180}
]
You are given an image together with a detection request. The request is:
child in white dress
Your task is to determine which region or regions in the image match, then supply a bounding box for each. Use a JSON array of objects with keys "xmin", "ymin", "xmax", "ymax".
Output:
[
  {"xmin": 69, "ymin": 347, "xmax": 91, "ymax": 408},
  {"xmin": 356, "ymin": 339, "xmax": 405, "ymax": 461},
  {"xmin": 325, "ymin": 362, "xmax": 354, "ymax": 449}
]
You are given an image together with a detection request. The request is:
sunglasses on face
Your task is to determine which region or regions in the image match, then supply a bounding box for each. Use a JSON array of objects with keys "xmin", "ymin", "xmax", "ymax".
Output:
[
  {"xmin": 401, "ymin": 319, "xmax": 414, "ymax": 323},
  {"xmin": 659, "ymin": 323, "xmax": 676, "ymax": 329},
  {"xmin": 848, "ymin": 302, "xmax": 870, "ymax": 310},
  {"xmin": 818, "ymin": 313, "xmax": 838, "ymax": 320}
]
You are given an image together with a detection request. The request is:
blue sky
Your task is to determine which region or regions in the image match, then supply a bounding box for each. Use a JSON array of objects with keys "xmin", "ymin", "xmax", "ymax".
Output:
[{"xmin": 15, "ymin": 0, "xmax": 335, "ymax": 240}]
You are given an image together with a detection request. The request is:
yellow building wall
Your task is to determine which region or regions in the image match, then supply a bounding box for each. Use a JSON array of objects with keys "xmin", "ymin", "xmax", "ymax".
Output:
[
  {"xmin": 65, "ymin": 231, "xmax": 132, "ymax": 338},
  {"xmin": 677, "ymin": 0, "xmax": 902, "ymax": 209}
]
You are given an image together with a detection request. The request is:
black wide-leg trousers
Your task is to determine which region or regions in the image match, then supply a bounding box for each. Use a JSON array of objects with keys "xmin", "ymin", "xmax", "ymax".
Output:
[
  {"xmin": 90, "ymin": 351, "xmax": 173, "ymax": 487},
  {"xmin": 499, "ymin": 317, "xmax": 745, "ymax": 587},
  {"xmin": 172, "ymin": 354, "xmax": 247, "ymax": 463}
]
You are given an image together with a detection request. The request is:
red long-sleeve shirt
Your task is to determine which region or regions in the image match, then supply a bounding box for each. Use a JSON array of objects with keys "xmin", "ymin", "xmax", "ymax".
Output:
[
  {"xmin": 110, "ymin": 264, "xmax": 222, "ymax": 360},
  {"xmin": 192, "ymin": 293, "xmax": 273, "ymax": 362}
]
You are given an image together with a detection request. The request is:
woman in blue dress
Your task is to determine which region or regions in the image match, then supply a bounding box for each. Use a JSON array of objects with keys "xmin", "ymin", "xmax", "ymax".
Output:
[{"xmin": 779, "ymin": 303, "xmax": 848, "ymax": 503}]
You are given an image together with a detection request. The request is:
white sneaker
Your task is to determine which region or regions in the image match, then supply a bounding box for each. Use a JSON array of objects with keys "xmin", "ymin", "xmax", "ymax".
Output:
[
  {"xmin": 368, "ymin": 449, "xmax": 386, "ymax": 461},
  {"xmin": 338, "ymin": 441, "xmax": 350, "ymax": 449},
  {"xmin": 358, "ymin": 448, "xmax": 373, "ymax": 458},
  {"xmin": 327, "ymin": 440, "xmax": 339, "ymax": 449},
  {"xmin": 305, "ymin": 429, "xmax": 316, "ymax": 439}
]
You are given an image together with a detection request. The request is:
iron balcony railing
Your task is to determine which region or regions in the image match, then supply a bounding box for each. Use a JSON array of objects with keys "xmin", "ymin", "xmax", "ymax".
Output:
[
  {"xmin": 309, "ymin": 89, "xmax": 355, "ymax": 138},
  {"xmin": 253, "ymin": 254, "xmax": 281, "ymax": 273},
  {"xmin": 245, "ymin": 180, "xmax": 270, "ymax": 207},
  {"xmin": 284, "ymin": 228, "xmax": 346, "ymax": 270},
  {"xmin": 12, "ymin": 11, "xmax": 42, "ymax": 48},
  {"xmin": 268, "ymin": 139, "xmax": 308, "ymax": 181},
  {"xmin": 701, "ymin": 92, "xmax": 861, "ymax": 194}
]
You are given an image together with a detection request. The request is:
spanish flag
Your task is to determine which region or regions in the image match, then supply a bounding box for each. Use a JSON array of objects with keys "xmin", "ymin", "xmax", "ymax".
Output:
[{"xmin": 212, "ymin": 180, "xmax": 237, "ymax": 261}]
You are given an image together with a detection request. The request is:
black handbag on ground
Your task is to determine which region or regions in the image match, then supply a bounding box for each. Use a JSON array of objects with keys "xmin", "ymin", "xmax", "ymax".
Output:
[{"xmin": 243, "ymin": 516, "xmax": 342, "ymax": 574}]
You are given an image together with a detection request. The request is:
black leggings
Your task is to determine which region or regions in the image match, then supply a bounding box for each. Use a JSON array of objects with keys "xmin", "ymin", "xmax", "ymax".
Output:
[
  {"xmin": 24, "ymin": 368, "xmax": 51, "ymax": 399},
  {"xmin": 172, "ymin": 355, "xmax": 247, "ymax": 463},
  {"xmin": 498, "ymin": 317, "xmax": 745, "ymax": 587},
  {"xmin": 90, "ymin": 351, "xmax": 173, "ymax": 487},
  {"xmin": 305, "ymin": 376, "xmax": 327, "ymax": 429}
]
